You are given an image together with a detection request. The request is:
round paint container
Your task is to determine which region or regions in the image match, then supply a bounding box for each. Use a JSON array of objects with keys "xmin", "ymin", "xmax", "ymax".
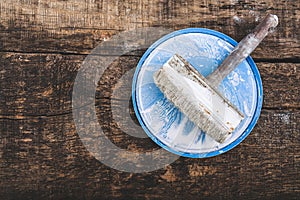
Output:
[{"xmin": 132, "ymin": 28, "xmax": 263, "ymax": 158}]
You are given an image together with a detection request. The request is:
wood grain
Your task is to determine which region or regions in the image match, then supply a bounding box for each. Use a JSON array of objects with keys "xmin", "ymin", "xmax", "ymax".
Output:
[
  {"xmin": 0, "ymin": 53, "xmax": 299, "ymax": 199},
  {"xmin": 0, "ymin": 0, "xmax": 299, "ymax": 199},
  {"xmin": 0, "ymin": 0, "xmax": 299, "ymax": 59},
  {"xmin": 0, "ymin": 110, "xmax": 299, "ymax": 199},
  {"xmin": 0, "ymin": 53, "xmax": 298, "ymax": 118}
]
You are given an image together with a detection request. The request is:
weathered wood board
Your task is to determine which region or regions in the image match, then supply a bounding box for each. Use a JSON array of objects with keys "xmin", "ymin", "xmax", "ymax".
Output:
[
  {"xmin": 0, "ymin": 53, "xmax": 298, "ymax": 117},
  {"xmin": 0, "ymin": 0, "xmax": 299, "ymax": 199},
  {"xmin": 0, "ymin": 0, "xmax": 299, "ymax": 59},
  {"xmin": 0, "ymin": 110, "xmax": 299, "ymax": 199}
]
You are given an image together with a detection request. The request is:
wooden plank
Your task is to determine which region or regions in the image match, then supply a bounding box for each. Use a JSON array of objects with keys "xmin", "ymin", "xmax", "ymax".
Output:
[
  {"xmin": 0, "ymin": 53, "xmax": 298, "ymax": 118},
  {"xmin": 259, "ymin": 61, "xmax": 300, "ymax": 109},
  {"xmin": 0, "ymin": 53, "xmax": 298, "ymax": 199},
  {"xmin": 0, "ymin": 109, "xmax": 299, "ymax": 199},
  {"xmin": 0, "ymin": 0, "xmax": 299, "ymax": 59},
  {"xmin": 0, "ymin": 53, "xmax": 83, "ymax": 117},
  {"xmin": 0, "ymin": 1, "xmax": 299, "ymax": 198}
]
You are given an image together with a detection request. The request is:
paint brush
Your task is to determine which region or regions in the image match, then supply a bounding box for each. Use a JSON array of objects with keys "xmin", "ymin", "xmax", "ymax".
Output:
[{"xmin": 153, "ymin": 14, "xmax": 278, "ymax": 143}]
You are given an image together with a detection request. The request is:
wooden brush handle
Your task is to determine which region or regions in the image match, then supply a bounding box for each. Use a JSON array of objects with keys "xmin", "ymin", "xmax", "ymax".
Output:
[{"xmin": 206, "ymin": 14, "xmax": 278, "ymax": 88}]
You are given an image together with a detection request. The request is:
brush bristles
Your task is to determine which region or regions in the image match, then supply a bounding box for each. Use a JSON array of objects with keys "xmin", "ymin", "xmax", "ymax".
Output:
[{"xmin": 153, "ymin": 55, "xmax": 244, "ymax": 143}]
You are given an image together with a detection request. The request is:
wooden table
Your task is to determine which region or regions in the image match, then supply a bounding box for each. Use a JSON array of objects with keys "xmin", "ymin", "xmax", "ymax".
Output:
[{"xmin": 0, "ymin": 0, "xmax": 299, "ymax": 199}]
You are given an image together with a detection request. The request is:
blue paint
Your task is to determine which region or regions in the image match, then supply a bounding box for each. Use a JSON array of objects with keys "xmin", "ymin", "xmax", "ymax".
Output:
[{"xmin": 132, "ymin": 28, "xmax": 263, "ymax": 158}]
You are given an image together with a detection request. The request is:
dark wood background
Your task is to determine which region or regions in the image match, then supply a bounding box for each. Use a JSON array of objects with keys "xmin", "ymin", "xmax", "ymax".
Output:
[{"xmin": 0, "ymin": 0, "xmax": 299, "ymax": 199}]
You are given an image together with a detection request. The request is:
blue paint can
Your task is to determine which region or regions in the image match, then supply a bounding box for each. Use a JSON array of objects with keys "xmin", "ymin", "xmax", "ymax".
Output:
[{"xmin": 132, "ymin": 28, "xmax": 263, "ymax": 158}]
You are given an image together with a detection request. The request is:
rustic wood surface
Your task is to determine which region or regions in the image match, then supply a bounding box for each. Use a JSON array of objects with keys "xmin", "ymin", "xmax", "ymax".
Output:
[{"xmin": 0, "ymin": 0, "xmax": 299, "ymax": 199}]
